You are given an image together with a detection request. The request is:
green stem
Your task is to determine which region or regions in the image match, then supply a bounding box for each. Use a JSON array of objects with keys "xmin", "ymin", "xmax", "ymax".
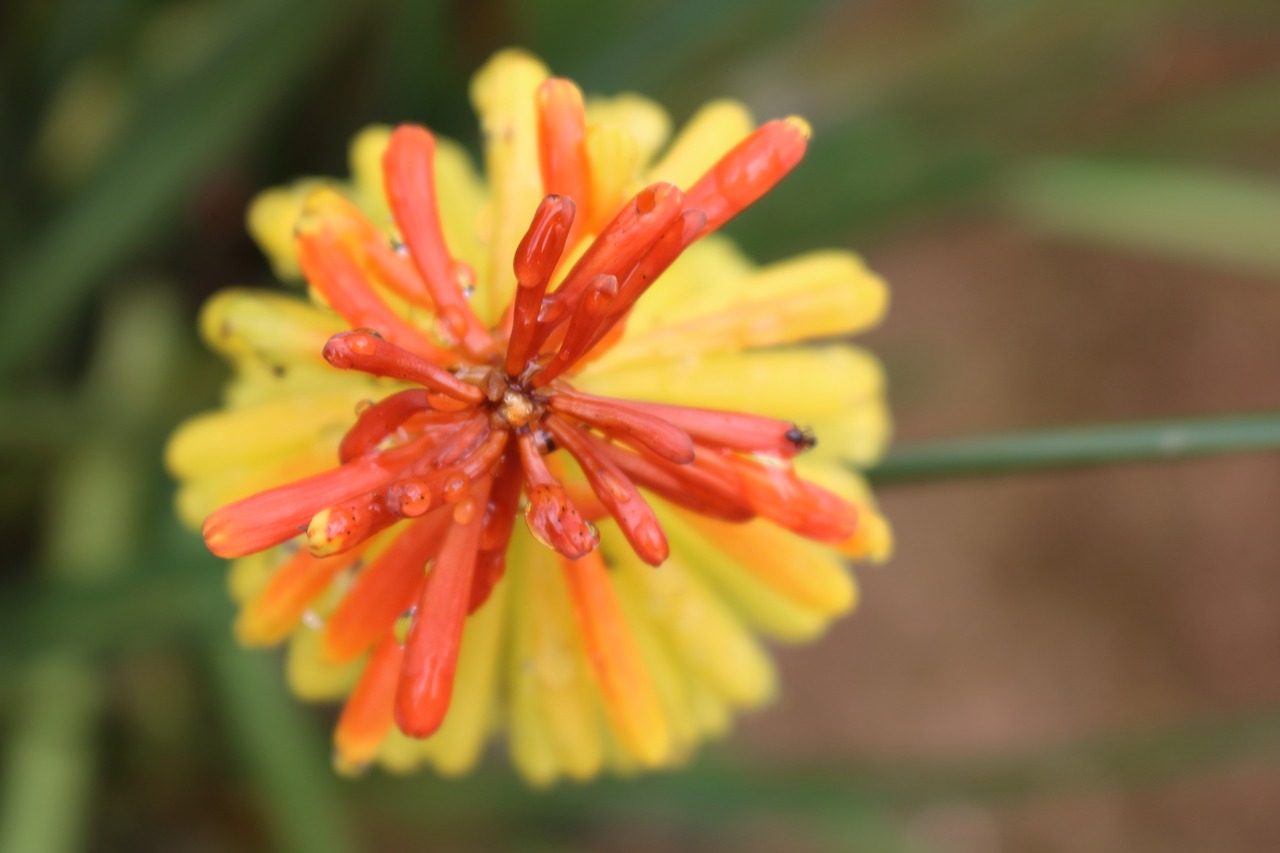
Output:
[{"xmin": 868, "ymin": 410, "xmax": 1280, "ymax": 484}]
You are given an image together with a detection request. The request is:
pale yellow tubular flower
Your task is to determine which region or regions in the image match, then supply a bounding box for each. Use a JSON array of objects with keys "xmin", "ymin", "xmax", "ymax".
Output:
[
  {"xmin": 523, "ymin": 532, "xmax": 607, "ymax": 780},
  {"xmin": 610, "ymin": 574, "xmax": 702, "ymax": 759},
  {"xmin": 166, "ymin": 392, "xmax": 369, "ymax": 481},
  {"xmin": 647, "ymin": 99, "xmax": 754, "ymax": 188},
  {"xmin": 287, "ymin": 624, "xmax": 364, "ymax": 700},
  {"xmin": 246, "ymin": 179, "xmax": 334, "ymax": 280},
  {"xmin": 469, "ymin": 48, "xmax": 550, "ymax": 320},
  {"xmin": 227, "ymin": 552, "xmax": 274, "ymax": 605},
  {"xmin": 199, "ymin": 288, "xmax": 347, "ymax": 368},
  {"xmin": 685, "ymin": 673, "xmax": 733, "ymax": 740},
  {"xmin": 582, "ymin": 124, "xmax": 639, "ymax": 236},
  {"xmin": 584, "ymin": 93, "xmax": 672, "ymax": 171},
  {"xmin": 347, "ymin": 125, "xmax": 394, "ymax": 227},
  {"xmin": 174, "ymin": 444, "xmax": 335, "ymax": 529},
  {"xmin": 679, "ymin": 512, "xmax": 858, "ymax": 618},
  {"xmin": 592, "ymin": 251, "xmax": 889, "ymax": 371},
  {"xmin": 505, "ymin": 536, "xmax": 566, "ymax": 787},
  {"xmin": 656, "ymin": 507, "xmax": 830, "ymax": 643},
  {"xmin": 577, "ymin": 344, "xmax": 885, "ymax": 423},
  {"xmin": 376, "ymin": 727, "xmax": 427, "ymax": 775},
  {"xmin": 616, "ymin": 236, "xmax": 754, "ymax": 336},
  {"xmin": 608, "ymin": 535, "xmax": 777, "ymax": 709},
  {"xmin": 806, "ymin": 403, "xmax": 893, "ymax": 467}
]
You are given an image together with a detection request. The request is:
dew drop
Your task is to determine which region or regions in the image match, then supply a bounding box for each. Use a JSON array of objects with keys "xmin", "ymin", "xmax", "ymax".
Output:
[
  {"xmin": 393, "ymin": 611, "xmax": 413, "ymax": 646},
  {"xmin": 453, "ymin": 497, "xmax": 477, "ymax": 525},
  {"xmin": 523, "ymin": 502, "xmax": 553, "ymax": 549},
  {"xmin": 453, "ymin": 262, "xmax": 476, "ymax": 297},
  {"xmin": 354, "ymin": 398, "xmax": 375, "ymax": 416}
]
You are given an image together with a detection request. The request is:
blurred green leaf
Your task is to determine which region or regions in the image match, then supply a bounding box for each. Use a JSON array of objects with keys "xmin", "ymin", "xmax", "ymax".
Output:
[
  {"xmin": 1007, "ymin": 159, "xmax": 1280, "ymax": 275},
  {"xmin": 0, "ymin": 657, "xmax": 100, "ymax": 853},
  {"xmin": 0, "ymin": 544, "xmax": 227, "ymax": 685},
  {"xmin": 0, "ymin": 0, "xmax": 359, "ymax": 378},
  {"xmin": 208, "ymin": 640, "xmax": 357, "ymax": 853},
  {"xmin": 870, "ymin": 410, "xmax": 1280, "ymax": 484}
]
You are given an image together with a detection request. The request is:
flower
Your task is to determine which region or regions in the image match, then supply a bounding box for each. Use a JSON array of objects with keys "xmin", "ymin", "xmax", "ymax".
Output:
[{"xmin": 166, "ymin": 49, "xmax": 892, "ymax": 784}]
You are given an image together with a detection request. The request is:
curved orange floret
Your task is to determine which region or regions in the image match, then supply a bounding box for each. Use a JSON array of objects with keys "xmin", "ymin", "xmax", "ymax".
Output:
[{"xmin": 200, "ymin": 103, "xmax": 860, "ymax": 765}]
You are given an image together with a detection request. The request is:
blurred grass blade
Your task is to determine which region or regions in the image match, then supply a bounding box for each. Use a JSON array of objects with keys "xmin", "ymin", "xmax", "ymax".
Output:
[
  {"xmin": 1007, "ymin": 159, "xmax": 1280, "ymax": 275},
  {"xmin": 0, "ymin": 549, "xmax": 226, "ymax": 684},
  {"xmin": 0, "ymin": 657, "xmax": 100, "ymax": 853},
  {"xmin": 870, "ymin": 410, "xmax": 1280, "ymax": 484},
  {"xmin": 208, "ymin": 640, "xmax": 357, "ymax": 853},
  {"xmin": 0, "ymin": 0, "xmax": 355, "ymax": 376}
]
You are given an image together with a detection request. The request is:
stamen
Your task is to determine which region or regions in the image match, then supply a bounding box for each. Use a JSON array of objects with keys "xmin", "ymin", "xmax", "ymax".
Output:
[
  {"xmin": 383, "ymin": 125, "xmax": 496, "ymax": 360},
  {"xmin": 505, "ymin": 195, "xmax": 575, "ymax": 376},
  {"xmin": 323, "ymin": 330, "xmax": 485, "ymax": 404},
  {"xmin": 394, "ymin": 476, "xmax": 493, "ymax": 738},
  {"xmin": 545, "ymin": 416, "xmax": 668, "ymax": 566},
  {"xmin": 545, "ymin": 387, "xmax": 694, "ymax": 464},
  {"xmin": 684, "ymin": 117, "xmax": 809, "ymax": 239}
]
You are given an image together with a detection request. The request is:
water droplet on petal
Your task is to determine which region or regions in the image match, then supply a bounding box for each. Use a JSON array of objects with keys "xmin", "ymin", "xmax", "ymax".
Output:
[
  {"xmin": 354, "ymin": 398, "xmax": 375, "ymax": 415},
  {"xmin": 453, "ymin": 262, "xmax": 476, "ymax": 298},
  {"xmin": 453, "ymin": 497, "xmax": 477, "ymax": 524},
  {"xmin": 523, "ymin": 501, "xmax": 552, "ymax": 549}
]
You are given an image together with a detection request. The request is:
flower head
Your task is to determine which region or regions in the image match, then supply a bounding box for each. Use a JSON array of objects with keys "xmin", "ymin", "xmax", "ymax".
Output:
[{"xmin": 167, "ymin": 49, "xmax": 891, "ymax": 783}]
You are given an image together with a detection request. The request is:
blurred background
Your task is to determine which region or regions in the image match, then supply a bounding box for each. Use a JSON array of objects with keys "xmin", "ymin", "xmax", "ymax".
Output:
[{"xmin": 4, "ymin": 0, "xmax": 1280, "ymax": 850}]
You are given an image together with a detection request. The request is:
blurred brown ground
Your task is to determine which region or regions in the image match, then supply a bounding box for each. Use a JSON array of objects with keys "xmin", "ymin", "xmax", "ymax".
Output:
[{"xmin": 743, "ymin": 220, "xmax": 1280, "ymax": 852}]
